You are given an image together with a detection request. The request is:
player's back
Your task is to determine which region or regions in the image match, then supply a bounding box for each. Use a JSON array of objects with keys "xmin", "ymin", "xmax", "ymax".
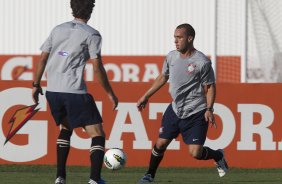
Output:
[{"xmin": 42, "ymin": 20, "xmax": 102, "ymax": 94}]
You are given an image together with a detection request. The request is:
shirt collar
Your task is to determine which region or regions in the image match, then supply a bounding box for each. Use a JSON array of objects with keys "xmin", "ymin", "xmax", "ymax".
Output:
[{"xmin": 72, "ymin": 19, "xmax": 87, "ymax": 25}]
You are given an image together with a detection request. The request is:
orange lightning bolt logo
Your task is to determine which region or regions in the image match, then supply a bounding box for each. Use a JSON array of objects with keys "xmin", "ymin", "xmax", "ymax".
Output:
[{"xmin": 4, "ymin": 104, "xmax": 40, "ymax": 145}]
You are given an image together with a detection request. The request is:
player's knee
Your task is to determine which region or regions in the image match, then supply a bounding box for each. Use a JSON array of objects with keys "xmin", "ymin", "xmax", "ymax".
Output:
[
  {"xmin": 152, "ymin": 144, "xmax": 166, "ymax": 157},
  {"xmin": 155, "ymin": 143, "xmax": 167, "ymax": 150},
  {"xmin": 189, "ymin": 149, "xmax": 202, "ymax": 160},
  {"xmin": 85, "ymin": 124, "xmax": 105, "ymax": 138},
  {"xmin": 58, "ymin": 128, "xmax": 73, "ymax": 139},
  {"xmin": 57, "ymin": 129, "xmax": 73, "ymax": 148},
  {"xmin": 155, "ymin": 138, "xmax": 171, "ymax": 150}
]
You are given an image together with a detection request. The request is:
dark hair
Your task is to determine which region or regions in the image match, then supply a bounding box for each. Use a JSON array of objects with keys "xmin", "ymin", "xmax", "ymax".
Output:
[
  {"xmin": 176, "ymin": 23, "xmax": 196, "ymax": 40},
  {"xmin": 71, "ymin": 0, "xmax": 95, "ymax": 20}
]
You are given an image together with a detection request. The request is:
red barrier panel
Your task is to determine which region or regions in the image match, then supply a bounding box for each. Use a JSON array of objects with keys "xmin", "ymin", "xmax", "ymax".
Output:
[
  {"xmin": 1, "ymin": 82, "xmax": 282, "ymax": 168},
  {"xmin": 0, "ymin": 55, "xmax": 241, "ymax": 82}
]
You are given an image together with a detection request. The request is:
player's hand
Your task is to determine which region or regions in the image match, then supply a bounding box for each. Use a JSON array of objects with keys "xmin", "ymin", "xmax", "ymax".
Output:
[
  {"xmin": 108, "ymin": 93, "xmax": 118, "ymax": 110},
  {"xmin": 32, "ymin": 87, "xmax": 43, "ymax": 104},
  {"xmin": 205, "ymin": 110, "xmax": 217, "ymax": 128},
  {"xmin": 137, "ymin": 96, "xmax": 148, "ymax": 111}
]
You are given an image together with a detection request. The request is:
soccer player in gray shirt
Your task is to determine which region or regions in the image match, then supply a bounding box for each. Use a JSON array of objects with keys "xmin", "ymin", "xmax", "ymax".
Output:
[
  {"xmin": 137, "ymin": 24, "xmax": 228, "ymax": 183},
  {"xmin": 32, "ymin": 0, "xmax": 117, "ymax": 184}
]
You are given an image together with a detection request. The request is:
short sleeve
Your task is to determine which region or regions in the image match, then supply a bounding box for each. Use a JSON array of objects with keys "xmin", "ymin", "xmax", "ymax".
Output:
[
  {"xmin": 40, "ymin": 31, "xmax": 53, "ymax": 53},
  {"xmin": 201, "ymin": 62, "xmax": 215, "ymax": 85},
  {"xmin": 87, "ymin": 33, "xmax": 102, "ymax": 59},
  {"xmin": 161, "ymin": 56, "xmax": 170, "ymax": 76}
]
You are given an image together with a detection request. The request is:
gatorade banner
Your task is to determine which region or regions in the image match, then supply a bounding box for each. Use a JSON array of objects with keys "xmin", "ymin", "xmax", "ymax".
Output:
[
  {"xmin": 0, "ymin": 55, "xmax": 163, "ymax": 82},
  {"xmin": 0, "ymin": 55, "xmax": 240, "ymax": 83},
  {"xmin": 0, "ymin": 81, "xmax": 282, "ymax": 168}
]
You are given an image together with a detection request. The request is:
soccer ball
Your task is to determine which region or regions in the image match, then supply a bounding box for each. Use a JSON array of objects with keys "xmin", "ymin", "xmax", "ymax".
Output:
[{"xmin": 104, "ymin": 148, "xmax": 126, "ymax": 170}]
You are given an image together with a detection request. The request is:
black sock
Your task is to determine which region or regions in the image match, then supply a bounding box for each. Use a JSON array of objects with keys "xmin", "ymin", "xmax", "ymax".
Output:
[
  {"xmin": 199, "ymin": 147, "xmax": 223, "ymax": 162},
  {"xmin": 56, "ymin": 129, "xmax": 72, "ymax": 179},
  {"xmin": 147, "ymin": 145, "xmax": 166, "ymax": 178},
  {"xmin": 90, "ymin": 136, "xmax": 105, "ymax": 182}
]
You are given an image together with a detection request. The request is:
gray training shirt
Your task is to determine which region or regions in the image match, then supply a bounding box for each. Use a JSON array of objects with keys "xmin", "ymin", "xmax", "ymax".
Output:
[
  {"xmin": 162, "ymin": 50, "xmax": 215, "ymax": 119},
  {"xmin": 41, "ymin": 19, "xmax": 102, "ymax": 94}
]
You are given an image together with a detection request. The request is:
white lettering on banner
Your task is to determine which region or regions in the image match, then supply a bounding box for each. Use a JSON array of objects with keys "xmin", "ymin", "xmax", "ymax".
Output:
[
  {"xmin": 84, "ymin": 63, "xmax": 160, "ymax": 82},
  {"xmin": 278, "ymin": 137, "xmax": 282, "ymax": 150},
  {"xmin": 106, "ymin": 103, "xmax": 152, "ymax": 149},
  {"xmin": 104, "ymin": 63, "xmax": 121, "ymax": 81},
  {"xmin": 149, "ymin": 103, "xmax": 180, "ymax": 150},
  {"xmin": 1, "ymin": 57, "xmax": 33, "ymax": 80},
  {"xmin": 237, "ymin": 104, "xmax": 276, "ymax": 150},
  {"xmin": 121, "ymin": 64, "xmax": 139, "ymax": 82},
  {"xmin": 0, "ymin": 87, "xmax": 280, "ymax": 163},
  {"xmin": 0, "ymin": 88, "xmax": 47, "ymax": 162},
  {"xmin": 143, "ymin": 64, "xmax": 160, "ymax": 82},
  {"xmin": 205, "ymin": 103, "xmax": 236, "ymax": 150},
  {"xmin": 0, "ymin": 57, "xmax": 161, "ymax": 82}
]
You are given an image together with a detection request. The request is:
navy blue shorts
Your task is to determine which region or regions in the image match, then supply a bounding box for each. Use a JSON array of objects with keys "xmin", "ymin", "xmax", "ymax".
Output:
[
  {"xmin": 159, "ymin": 104, "xmax": 208, "ymax": 145},
  {"xmin": 46, "ymin": 91, "xmax": 103, "ymax": 129}
]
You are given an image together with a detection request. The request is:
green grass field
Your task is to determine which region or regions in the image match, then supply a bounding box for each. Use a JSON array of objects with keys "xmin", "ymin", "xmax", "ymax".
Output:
[{"xmin": 0, "ymin": 165, "xmax": 281, "ymax": 184}]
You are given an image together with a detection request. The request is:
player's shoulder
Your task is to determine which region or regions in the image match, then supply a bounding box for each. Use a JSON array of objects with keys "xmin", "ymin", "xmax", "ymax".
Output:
[
  {"xmin": 55, "ymin": 21, "xmax": 72, "ymax": 29},
  {"xmin": 195, "ymin": 50, "xmax": 209, "ymax": 60},
  {"xmin": 194, "ymin": 50, "xmax": 211, "ymax": 64},
  {"xmin": 166, "ymin": 50, "xmax": 178, "ymax": 59},
  {"xmin": 81, "ymin": 24, "xmax": 101, "ymax": 37},
  {"xmin": 56, "ymin": 21, "xmax": 101, "ymax": 37},
  {"xmin": 164, "ymin": 50, "xmax": 178, "ymax": 64},
  {"xmin": 51, "ymin": 21, "xmax": 73, "ymax": 34},
  {"xmin": 167, "ymin": 50, "xmax": 178, "ymax": 56}
]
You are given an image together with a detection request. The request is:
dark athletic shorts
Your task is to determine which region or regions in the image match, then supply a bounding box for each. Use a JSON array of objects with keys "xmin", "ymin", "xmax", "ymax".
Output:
[
  {"xmin": 159, "ymin": 104, "xmax": 208, "ymax": 145},
  {"xmin": 46, "ymin": 91, "xmax": 102, "ymax": 129}
]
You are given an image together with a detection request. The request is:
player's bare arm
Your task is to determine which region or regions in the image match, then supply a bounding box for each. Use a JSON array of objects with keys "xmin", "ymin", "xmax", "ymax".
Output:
[
  {"xmin": 32, "ymin": 52, "xmax": 49, "ymax": 103},
  {"xmin": 91, "ymin": 58, "xmax": 118, "ymax": 110},
  {"xmin": 137, "ymin": 73, "xmax": 169, "ymax": 111},
  {"xmin": 205, "ymin": 83, "xmax": 216, "ymax": 128}
]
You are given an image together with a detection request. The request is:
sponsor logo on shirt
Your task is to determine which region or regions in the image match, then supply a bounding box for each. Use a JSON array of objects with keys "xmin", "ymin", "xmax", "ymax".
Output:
[
  {"xmin": 58, "ymin": 51, "xmax": 69, "ymax": 56},
  {"xmin": 187, "ymin": 63, "xmax": 196, "ymax": 74}
]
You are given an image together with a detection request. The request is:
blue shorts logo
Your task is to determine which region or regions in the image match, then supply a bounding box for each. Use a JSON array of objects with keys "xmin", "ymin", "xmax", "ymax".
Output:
[{"xmin": 58, "ymin": 51, "xmax": 69, "ymax": 56}]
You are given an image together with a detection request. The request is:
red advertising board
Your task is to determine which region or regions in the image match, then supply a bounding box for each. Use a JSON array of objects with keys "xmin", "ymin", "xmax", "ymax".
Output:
[
  {"xmin": 1, "ymin": 81, "xmax": 282, "ymax": 168},
  {"xmin": 0, "ymin": 55, "xmax": 240, "ymax": 82}
]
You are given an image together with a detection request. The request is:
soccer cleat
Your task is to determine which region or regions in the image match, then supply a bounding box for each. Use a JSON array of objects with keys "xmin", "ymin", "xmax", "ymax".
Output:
[
  {"xmin": 215, "ymin": 149, "xmax": 229, "ymax": 177},
  {"xmin": 55, "ymin": 177, "xmax": 66, "ymax": 184},
  {"xmin": 88, "ymin": 178, "xmax": 106, "ymax": 184},
  {"xmin": 139, "ymin": 174, "xmax": 154, "ymax": 183}
]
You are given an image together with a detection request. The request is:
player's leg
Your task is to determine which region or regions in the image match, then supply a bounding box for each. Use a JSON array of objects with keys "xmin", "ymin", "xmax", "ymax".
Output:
[
  {"xmin": 64, "ymin": 93, "xmax": 105, "ymax": 183},
  {"xmin": 214, "ymin": 149, "xmax": 228, "ymax": 177},
  {"xmin": 84, "ymin": 123, "xmax": 106, "ymax": 184},
  {"xmin": 140, "ymin": 104, "xmax": 179, "ymax": 183},
  {"xmin": 189, "ymin": 144, "xmax": 221, "ymax": 161},
  {"xmin": 181, "ymin": 109, "xmax": 228, "ymax": 177},
  {"xmin": 56, "ymin": 121, "xmax": 73, "ymax": 184},
  {"xmin": 46, "ymin": 91, "xmax": 72, "ymax": 184},
  {"xmin": 140, "ymin": 138, "xmax": 172, "ymax": 183},
  {"xmin": 188, "ymin": 144, "xmax": 228, "ymax": 177},
  {"xmin": 150, "ymin": 138, "xmax": 172, "ymax": 177}
]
